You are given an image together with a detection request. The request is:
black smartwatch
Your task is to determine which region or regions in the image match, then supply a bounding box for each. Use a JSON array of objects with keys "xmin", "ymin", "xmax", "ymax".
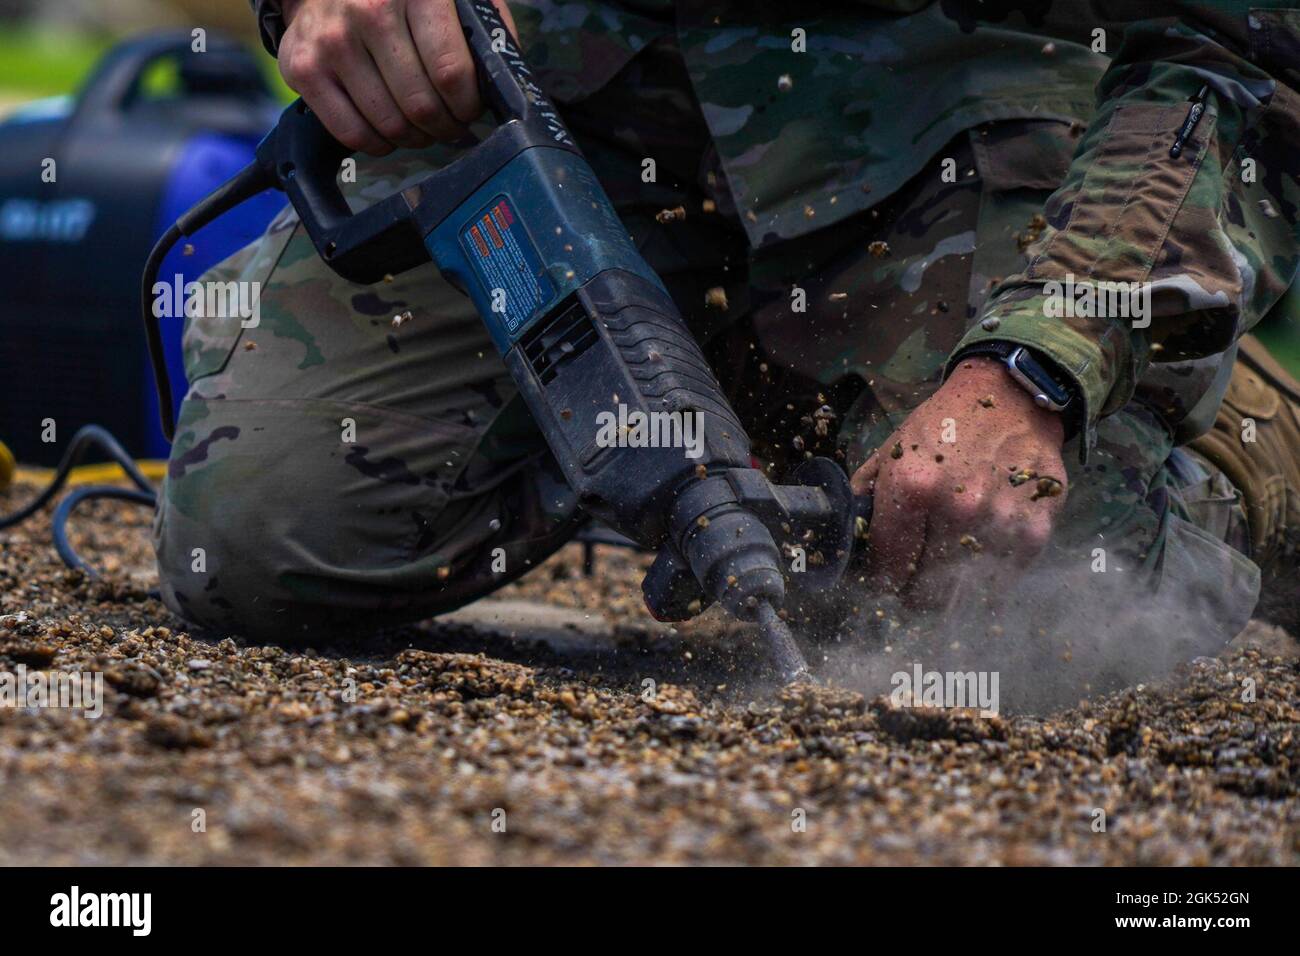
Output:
[{"xmin": 949, "ymin": 340, "xmax": 1083, "ymax": 440}]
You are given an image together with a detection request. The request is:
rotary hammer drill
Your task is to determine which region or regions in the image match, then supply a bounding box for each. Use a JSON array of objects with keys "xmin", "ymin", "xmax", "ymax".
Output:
[{"xmin": 143, "ymin": 0, "xmax": 871, "ymax": 682}]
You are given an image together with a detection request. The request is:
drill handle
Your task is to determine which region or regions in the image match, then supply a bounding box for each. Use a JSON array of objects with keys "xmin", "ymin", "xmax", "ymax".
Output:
[
  {"xmin": 256, "ymin": 99, "xmax": 430, "ymax": 284},
  {"xmin": 460, "ymin": 0, "xmax": 576, "ymax": 149},
  {"xmin": 254, "ymin": 0, "xmax": 577, "ymax": 285}
]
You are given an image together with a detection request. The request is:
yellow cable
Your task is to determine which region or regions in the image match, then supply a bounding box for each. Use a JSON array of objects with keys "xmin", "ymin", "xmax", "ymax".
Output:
[
  {"xmin": 0, "ymin": 441, "xmax": 14, "ymax": 491},
  {"xmin": 8, "ymin": 457, "xmax": 168, "ymax": 488}
]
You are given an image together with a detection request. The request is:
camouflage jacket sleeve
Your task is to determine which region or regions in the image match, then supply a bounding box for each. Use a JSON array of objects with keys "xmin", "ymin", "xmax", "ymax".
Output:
[
  {"xmin": 949, "ymin": 6, "xmax": 1300, "ymax": 457},
  {"xmin": 249, "ymin": 0, "xmax": 287, "ymax": 57}
]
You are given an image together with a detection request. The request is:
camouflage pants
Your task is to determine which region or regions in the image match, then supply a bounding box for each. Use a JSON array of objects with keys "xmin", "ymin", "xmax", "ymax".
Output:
[{"xmin": 155, "ymin": 40, "xmax": 1259, "ymax": 642}]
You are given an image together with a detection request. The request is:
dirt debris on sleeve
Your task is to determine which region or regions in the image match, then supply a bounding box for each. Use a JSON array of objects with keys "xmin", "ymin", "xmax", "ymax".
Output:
[{"xmin": 0, "ymin": 480, "xmax": 1297, "ymax": 865}]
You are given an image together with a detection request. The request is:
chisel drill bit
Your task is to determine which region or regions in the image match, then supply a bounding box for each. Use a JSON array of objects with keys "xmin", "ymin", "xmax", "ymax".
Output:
[{"xmin": 755, "ymin": 600, "xmax": 812, "ymax": 684}]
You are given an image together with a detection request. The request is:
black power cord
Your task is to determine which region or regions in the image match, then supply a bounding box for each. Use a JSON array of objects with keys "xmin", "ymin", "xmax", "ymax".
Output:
[
  {"xmin": 51, "ymin": 486, "xmax": 158, "ymax": 573},
  {"xmin": 143, "ymin": 159, "xmax": 272, "ymax": 441},
  {"xmin": 0, "ymin": 425, "xmax": 157, "ymax": 576}
]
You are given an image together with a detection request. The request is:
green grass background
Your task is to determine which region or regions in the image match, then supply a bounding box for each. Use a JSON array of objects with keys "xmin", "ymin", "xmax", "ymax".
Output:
[
  {"xmin": 0, "ymin": 25, "xmax": 293, "ymax": 100},
  {"xmin": 0, "ymin": 28, "xmax": 111, "ymax": 96}
]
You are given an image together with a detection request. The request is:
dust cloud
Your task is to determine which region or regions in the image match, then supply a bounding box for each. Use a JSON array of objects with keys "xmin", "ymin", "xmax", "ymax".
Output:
[{"xmin": 805, "ymin": 542, "xmax": 1258, "ymax": 714}]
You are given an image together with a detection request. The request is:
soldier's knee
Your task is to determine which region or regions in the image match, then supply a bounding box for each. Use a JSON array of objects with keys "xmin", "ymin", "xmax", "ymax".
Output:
[{"xmin": 154, "ymin": 473, "xmax": 292, "ymax": 640}]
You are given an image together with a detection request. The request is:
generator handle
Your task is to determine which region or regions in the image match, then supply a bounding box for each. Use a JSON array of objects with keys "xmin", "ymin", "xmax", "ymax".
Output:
[{"xmin": 72, "ymin": 30, "xmax": 260, "ymax": 121}]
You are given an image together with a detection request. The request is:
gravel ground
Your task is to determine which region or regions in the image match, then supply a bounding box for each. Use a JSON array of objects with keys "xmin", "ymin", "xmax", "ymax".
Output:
[{"xmin": 1, "ymin": 479, "xmax": 1298, "ymax": 865}]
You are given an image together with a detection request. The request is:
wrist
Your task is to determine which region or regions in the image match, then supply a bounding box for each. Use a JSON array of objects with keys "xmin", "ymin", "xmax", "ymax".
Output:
[
  {"xmin": 948, "ymin": 357, "xmax": 1066, "ymax": 445},
  {"xmin": 949, "ymin": 341, "xmax": 1080, "ymax": 443}
]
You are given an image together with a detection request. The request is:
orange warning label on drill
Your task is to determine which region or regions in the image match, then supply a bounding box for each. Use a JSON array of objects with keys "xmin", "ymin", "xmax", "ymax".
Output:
[{"xmin": 460, "ymin": 195, "xmax": 554, "ymax": 337}]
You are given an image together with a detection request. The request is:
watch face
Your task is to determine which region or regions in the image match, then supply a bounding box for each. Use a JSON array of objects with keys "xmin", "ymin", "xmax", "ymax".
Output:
[{"xmin": 1011, "ymin": 349, "xmax": 1072, "ymax": 408}]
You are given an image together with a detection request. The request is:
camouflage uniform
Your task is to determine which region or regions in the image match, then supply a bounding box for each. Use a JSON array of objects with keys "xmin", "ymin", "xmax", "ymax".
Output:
[{"xmin": 155, "ymin": 1, "xmax": 1298, "ymax": 641}]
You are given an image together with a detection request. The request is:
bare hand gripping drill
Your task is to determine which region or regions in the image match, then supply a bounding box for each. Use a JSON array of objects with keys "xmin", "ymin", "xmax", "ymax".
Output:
[{"xmin": 143, "ymin": 0, "xmax": 872, "ymax": 681}]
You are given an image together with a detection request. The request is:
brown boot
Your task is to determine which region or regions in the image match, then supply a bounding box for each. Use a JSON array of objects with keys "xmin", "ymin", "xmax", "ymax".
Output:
[{"xmin": 1189, "ymin": 334, "xmax": 1300, "ymax": 630}]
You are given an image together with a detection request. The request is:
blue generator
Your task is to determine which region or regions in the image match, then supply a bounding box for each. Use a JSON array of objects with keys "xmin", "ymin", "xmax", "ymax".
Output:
[{"xmin": 0, "ymin": 31, "xmax": 286, "ymax": 465}]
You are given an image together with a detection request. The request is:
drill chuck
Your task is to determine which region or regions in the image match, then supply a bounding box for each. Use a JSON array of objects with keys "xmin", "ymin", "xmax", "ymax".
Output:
[{"xmin": 672, "ymin": 492, "xmax": 785, "ymax": 622}]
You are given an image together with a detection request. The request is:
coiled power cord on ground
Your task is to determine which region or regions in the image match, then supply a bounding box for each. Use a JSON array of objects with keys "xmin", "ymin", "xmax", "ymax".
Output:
[
  {"xmin": 0, "ymin": 160, "xmax": 273, "ymax": 575},
  {"xmin": 0, "ymin": 429, "xmax": 157, "ymax": 575}
]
